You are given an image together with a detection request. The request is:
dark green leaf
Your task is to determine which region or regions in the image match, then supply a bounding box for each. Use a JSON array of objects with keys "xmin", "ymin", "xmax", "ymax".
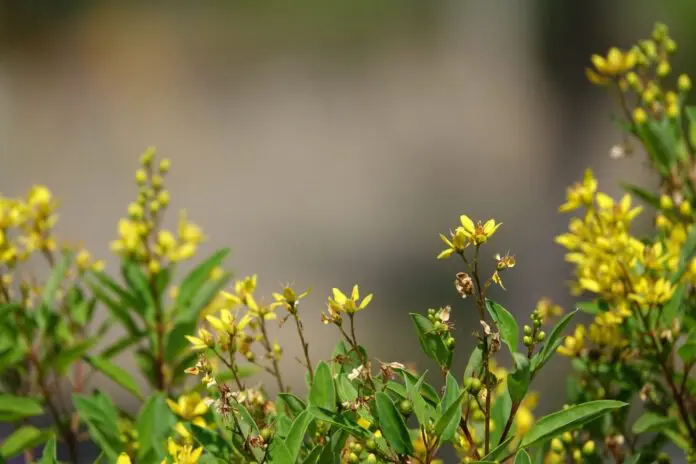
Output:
[
  {"xmin": 88, "ymin": 278, "xmax": 140, "ymax": 336},
  {"xmin": 0, "ymin": 426, "xmax": 52, "ymax": 459},
  {"xmin": 336, "ymin": 374, "xmax": 358, "ymax": 404},
  {"xmin": 85, "ymin": 356, "xmax": 143, "ymax": 400},
  {"xmin": 532, "ymin": 309, "xmax": 578, "ymax": 373},
  {"xmin": 121, "ymin": 260, "xmax": 155, "ymax": 321},
  {"xmin": 309, "ymin": 362, "xmax": 336, "ymax": 412},
  {"xmin": 0, "ymin": 394, "xmax": 44, "ymax": 419},
  {"xmin": 52, "ymin": 338, "xmax": 97, "ymax": 374},
  {"xmin": 0, "ymin": 303, "xmax": 22, "ymax": 321},
  {"xmin": 508, "ymin": 353, "xmax": 531, "ymax": 404},
  {"xmin": 485, "ymin": 299, "xmax": 518, "ymax": 353},
  {"xmin": 175, "ymin": 249, "xmax": 230, "ymax": 317},
  {"xmin": 136, "ymin": 394, "xmax": 176, "ymax": 460},
  {"xmin": 410, "ymin": 313, "xmax": 452, "ymax": 369},
  {"xmin": 632, "ymin": 412, "xmax": 677, "ymax": 434},
  {"xmin": 521, "ymin": 400, "xmax": 627, "ymax": 448},
  {"xmin": 278, "ymin": 393, "xmax": 307, "ymax": 417},
  {"xmin": 179, "ymin": 273, "xmax": 233, "ymax": 322},
  {"xmin": 636, "ymin": 119, "xmax": 677, "ymax": 174},
  {"xmin": 464, "ymin": 344, "xmax": 483, "ymax": 380},
  {"xmin": 404, "ymin": 371, "xmax": 430, "ymax": 426},
  {"xmin": 375, "ymin": 392, "xmax": 413, "ymax": 455},
  {"xmin": 434, "ymin": 390, "xmax": 465, "ymax": 442},
  {"xmin": 73, "ymin": 393, "xmax": 123, "ymax": 460},
  {"xmin": 284, "ymin": 410, "xmax": 314, "ymax": 460},
  {"xmin": 482, "ymin": 436, "xmax": 515, "ymax": 462},
  {"xmin": 306, "ymin": 406, "xmax": 366, "ymax": 437}
]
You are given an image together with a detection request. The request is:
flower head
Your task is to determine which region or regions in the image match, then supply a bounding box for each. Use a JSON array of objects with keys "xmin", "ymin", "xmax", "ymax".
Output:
[{"xmin": 327, "ymin": 285, "xmax": 373, "ymax": 315}]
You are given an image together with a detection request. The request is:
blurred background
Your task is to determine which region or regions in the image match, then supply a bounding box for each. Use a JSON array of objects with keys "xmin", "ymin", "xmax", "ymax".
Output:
[{"xmin": 1, "ymin": 0, "xmax": 695, "ymax": 460}]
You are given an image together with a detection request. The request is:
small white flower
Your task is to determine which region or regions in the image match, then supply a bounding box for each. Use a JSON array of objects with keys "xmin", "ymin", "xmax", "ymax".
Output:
[
  {"xmin": 348, "ymin": 365, "xmax": 365, "ymax": 381},
  {"xmin": 610, "ymin": 144, "xmax": 625, "ymax": 159},
  {"xmin": 385, "ymin": 362, "xmax": 405, "ymax": 370},
  {"xmin": 438, "ymin": 306, "xmax": 451, "ymax": 322}
]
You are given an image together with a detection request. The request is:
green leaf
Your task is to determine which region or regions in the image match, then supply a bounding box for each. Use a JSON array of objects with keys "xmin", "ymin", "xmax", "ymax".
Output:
[
  {"xmin": 268, "ymin": 440, "xmax": 293, "ymax": 463},
  {"xmin": 661, "ymin": 284, "xmax": 686, "ymax": 324},
  {"xmin": 284, "ymin": 410, "xmax": 314, "ymax": 460},
  {"xmin": 434, "ymin": 390, "xmax": 465, "ymax": 442},
  {"xmin": 309, "ymin": 362, "xmax": 336, "ymax": 412},
  {"xmin": 663, "ymin": 428, "xmax": 690, "ymax": 451},
  {"xmin": 632, "ymin": 412, "xmax": 677, "ymax": 434},
  {"xmin": 175, "ymin": 249, "xmax": 230, "ymax": 317},
  {"xmin": 88, "ymin": 277, "xmax": 140, "ymax": 336},
  {"xmin": 165, "ymin": 318, "xmax": 198, "ymax": 361},
  {"xmin": 482, "ymin": 436, "xmax": 515, "ymax": 462},
  {"xmin": 306, "ymin": 406, "xmax": 366, "ymax": 437},
  {"xmin": 85, "ymin": 355, "xmax": 143, "ymax": 400},
  {"xmin": 100, "ymin": 333, "xmax": 145, "ymax": 359},
  {"xmin": 375, "ymin": 392, "xmax": 413, "ymax": 455},
  {"xmin": 508, "ymin": 353, "xmax": 531, "ymax": 404},
  {"xmin": 521, "ymin": 400, "xmax": 627, "ymax": 448},
  {"xmin": 485, "ymin": 299, "xmax": 518, "ymax": 353},
  {"xmin": 438, "ymin": 372, "xmax": 461, "ymax": 441},
  {"xmin": 532, "ymin": 309, "xmax": 578, "ymax": 373},
  {"xmin": 398, "ymin": 369, "xmax": 440, "ymax": 405},
  {"xmin": 0, "ymin": 426, "xmax": 52, "ymax": 459},
  {"xmin": 464, "ymin": 344, "xmax": 483, "ymax": 380},
  {"xmin": 52, "ymin": 338, "xmax": 97, "ymax": 374},
  {"xmin": 410, "ymin": 313, "xmax": 452, "ymax": 369},
  {"xmin": 278, "ymin": 393, "xmax": 307, "ymax": 417},
  {"xmin": 636, "ymin": 119, "xmax": 677, "ymax": 174},
  {"xmin": 621, "ymin": 184, "xmax": 660, "ymax": 209},
  {"xmin": 136, "ymin": 394, "xmax": 177, "ymax": 460},
  {"xmin": 0, "ymin": 303, "xmax": 22, "ymax": 320},
  {"xmin": 180, "ymin": 274, "xmax": 233, "ymax": 322},
  {"xmin": 73, "ymin": 393, "xmax": 123, "ymax": 460},
  {"xmin": 121, "ymin": 260, "xmax": 156, "ymax": 321},
  {"xmin": 42, "ymin": 251, "xmax": 72, "ymax": 308},
  {"xmin": 672, "ymin": 223, "xmax": 696, "ymax": 284},
  {"xmin": 514, "ymin": 450, "xmax": 532, "ymax": 464},
  {"xmin": 39, "ymin": 437, "xmax": 58, "ymax": 464},
  {"xmin": 490, "ymin": 389, "xmax": 512, "ymax": 445},
  {"xmin": 336, "ymin": 374, "xmax": 358, "ymax": 404},
  {"xmin": 404, "ymin": 371, "xmax": 430, "ymax": 426},
  {"xmin": 679, "ymin": 337, "xmax": 696, "ymax": 364},
  {"xmin": 0, "ymin": 394, "xmax": 44, "ymax": 419}
]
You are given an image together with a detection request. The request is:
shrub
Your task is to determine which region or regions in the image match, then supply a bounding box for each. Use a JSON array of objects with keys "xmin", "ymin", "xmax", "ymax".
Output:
[{"xmin": 0, "ymin": 21, "xmax": 694, "ymax": 464}]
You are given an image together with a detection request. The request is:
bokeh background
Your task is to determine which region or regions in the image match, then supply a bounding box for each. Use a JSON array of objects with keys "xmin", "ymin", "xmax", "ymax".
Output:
[{"xmin": 2, "ymin": 0, "xmax": 696, "ymax": 461}]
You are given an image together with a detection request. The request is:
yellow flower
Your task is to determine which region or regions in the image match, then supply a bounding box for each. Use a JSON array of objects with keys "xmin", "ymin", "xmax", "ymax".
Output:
[
  {"xmin": 515, "ymin": 392, "xmax": 538, "ymax": 436},
  {"xmin": 559, "ymin": 169, "xmax": 597, "ymax": 213},
  {"xmin": 437, "ymin": 228, "xmax": 469, "ymax": 259},
  {"xmin": 165, "ymin": 437, "xmax": 203, "ymax": 464},
  {"xmin": 557, "ymin": 325, "xmax": 586, "ymax": 357},
  {"xmin": 628, "ymin": 277, "xmax": 675, "ymax": 307},
  {"xmin": 459, "ymin": 215, "xmax": 502, "ymax": 246},
  {"xmin": 327, "ymin": 285, "xmax": 373, "ymax": 314},
  {"xmin": 185, "ymin": 328, "xmax": 214, "ymax": 351},
  {"xmin": 271, "ymin": 285, "xmax": 311, "ymax": 313},
  {"xmin": 166, "ymin": 392, "xmax": 209, "ymax": 422},
  {"xmin": 117, "ymin": 453, "xmax": 132, "ymax": 464},
  {"xmin": 588, "ymin": 47, "xmax": 637, "ymax": 82}
]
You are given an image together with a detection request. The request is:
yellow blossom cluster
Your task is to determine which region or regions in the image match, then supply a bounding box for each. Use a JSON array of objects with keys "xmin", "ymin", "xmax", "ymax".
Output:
[
  {"xmin": 437, "ymin": 214, "xmax": 502, "ymax": 259},
  {"xmin": 555, "ymin": 169, "xmax": 695, "ymax": 358},
  {"xmin": 0, "ymin": 185, "xmax": 102, "ymax": 278},
  {"xmin": 586, "ymin": 22, "xmax": 691, "ymax": 124},
  {"xmin": 110, "ymin": 147, "xmax": 204, "ymax": 275}
]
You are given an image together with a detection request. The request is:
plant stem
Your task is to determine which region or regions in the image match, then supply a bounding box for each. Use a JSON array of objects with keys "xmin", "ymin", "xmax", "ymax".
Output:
[
  {"xmin": 258, "ymin": 318, "xmax": 286, "ymax": 392},
  {"xmin": 292, "ymin": 313, "xmax": 314, "ymax": 383}
]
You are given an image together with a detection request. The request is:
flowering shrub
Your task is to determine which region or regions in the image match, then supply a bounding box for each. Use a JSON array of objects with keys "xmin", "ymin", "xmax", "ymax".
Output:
[{"xmin": 0, "ymin": 21, "xmax": 693, "ymax": 464}]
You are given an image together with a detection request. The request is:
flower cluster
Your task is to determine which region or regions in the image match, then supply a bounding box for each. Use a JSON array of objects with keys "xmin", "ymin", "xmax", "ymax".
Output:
[{"xmin": 110, "ymin": 147, "xmax": 204, "ymax": 275}]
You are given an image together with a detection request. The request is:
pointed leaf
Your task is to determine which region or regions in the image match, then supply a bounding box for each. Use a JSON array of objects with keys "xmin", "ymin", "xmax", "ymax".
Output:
[
  {"xmin": 375, "ymin": 392, "xmax": 413, "ymax": 455},
  {"xmin": 485, "ymin": 299, "xmax": 518, "ymax": 353},
  {"xmin": 514, "ymin": 450, "xmax": 532, "ymax": 464},
  {"xmin": 0, "ymin": 426, "xmax": 52, "ymax": 459},
  {"xmin": 521, "ymin": 400, "xmax": 627, "ymax": 448},
  {"xmin": 632, "ymin": 412, "xmax": 677, "ymax": 434},
  {"xmin": 508, "ymin": 353, "xmax": 531, "ymax": 404},
  {"xmin": 40, "ymin": 437, "xmax": 58, "ymax": 464},
  {"xmin": 410, "ymin": 313, "xmax": 452, "ymax": 368},
  {"xmin": 284, "ymin": 410, "xmax": 314, "ymax": 460},
  {"xmin": 0, "ymin": 394, "xmax": 44, "ymax": 419},
  {"xmin": 85, "ymin": 355, "xmax": 143, "ymax": 400},
  {"xmin": 532, "ymin": 309, "xmax": 578, "ymax": 373},
  {"xmin": 404, "ymin": 371, "xmax": 430, "ymax": 426},
  {"xmin": 434, "ymin": 390, "xmax": 465, "ymax": 442},
  {"xmin": 136, "ymin": 393, "xmax": 177, "ymax": 459},
  {"xmin": 73, "ymin": 393, "xmax": 122, "ymax": 460},
  {"xmin": 309, "ymin": 362, "xmax": 336, "ymax": 412}
]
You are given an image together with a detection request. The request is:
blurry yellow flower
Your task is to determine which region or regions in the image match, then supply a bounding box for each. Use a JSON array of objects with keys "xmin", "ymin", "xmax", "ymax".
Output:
[
  {"xmin": 559, "ymin": 169, "xmax": 597, "ymax": 213},
  {"xmin": 328, "ymin": 285, "xmax": 373, "ymax": 314},
  {"xmin": 271, "ymin": 285, "xmax": 311, "ymax": 313},
  {"xmin": 165, "ymin": 437, "xmax": 203, "ymax": 464},
  {"xmin": 185, "ymin": 328, "xmax": 214, "ymax": 351},
  {"xmin": 116, "ymin": 453, "xmax": 132, "ymax": 464},
  {"xmin": 166, "ymin": 393, "xmax": 209, "ymax": 423},
  {"xmin": 557, "ymin": 325, "xmax": 586, "ymax": 357}
]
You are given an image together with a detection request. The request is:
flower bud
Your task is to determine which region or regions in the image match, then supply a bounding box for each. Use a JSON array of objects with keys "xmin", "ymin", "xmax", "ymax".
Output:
[
  {"xmin": 660, "ymin": 195, "xmax": 674, "ymax": 210},
  {"xmin": 535, "ymin": 331, "xmax": 546, "ymax": 342},
  {"xmin": 657, "ymin": 61, "xmax": 671, "ymax": 77},
  {"xmin": 399, "ymin": 400, "xmax": 413, "ymax": 415},
  {"xmin": 524, "ymin": 325, "xmax": 532, "ymax": 335},
  {"xmin": 366, "ymin": 453, "xmax": 377, "ymax": 464},
  {"xmin": 679, "ymin": 74, "xmax": 692, "ymax": 92},
  {"xmin": 469, "ymin": 378, "xmax": 482, "ymax": 394},
  {"xmin": 523, "ymin": 335, "xmax": 533, "ymax": 347},
  {"xmin": 135, "ymin": 169, "xmax": 148, "ymax": 185},
  {"xmin": 633, "ymin": 108, "xmax": 648, "ymax": 124},
  {"xmin": 159, "ymin": 158, "xmax": 171, "ymax": 173},
  {"xmin": 551, "ymin": 438, "xmax": 564, "ymax": 453},
  {"xmin": 582, "ymin": 440, "xmax": 596, "ymax": 455}
]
